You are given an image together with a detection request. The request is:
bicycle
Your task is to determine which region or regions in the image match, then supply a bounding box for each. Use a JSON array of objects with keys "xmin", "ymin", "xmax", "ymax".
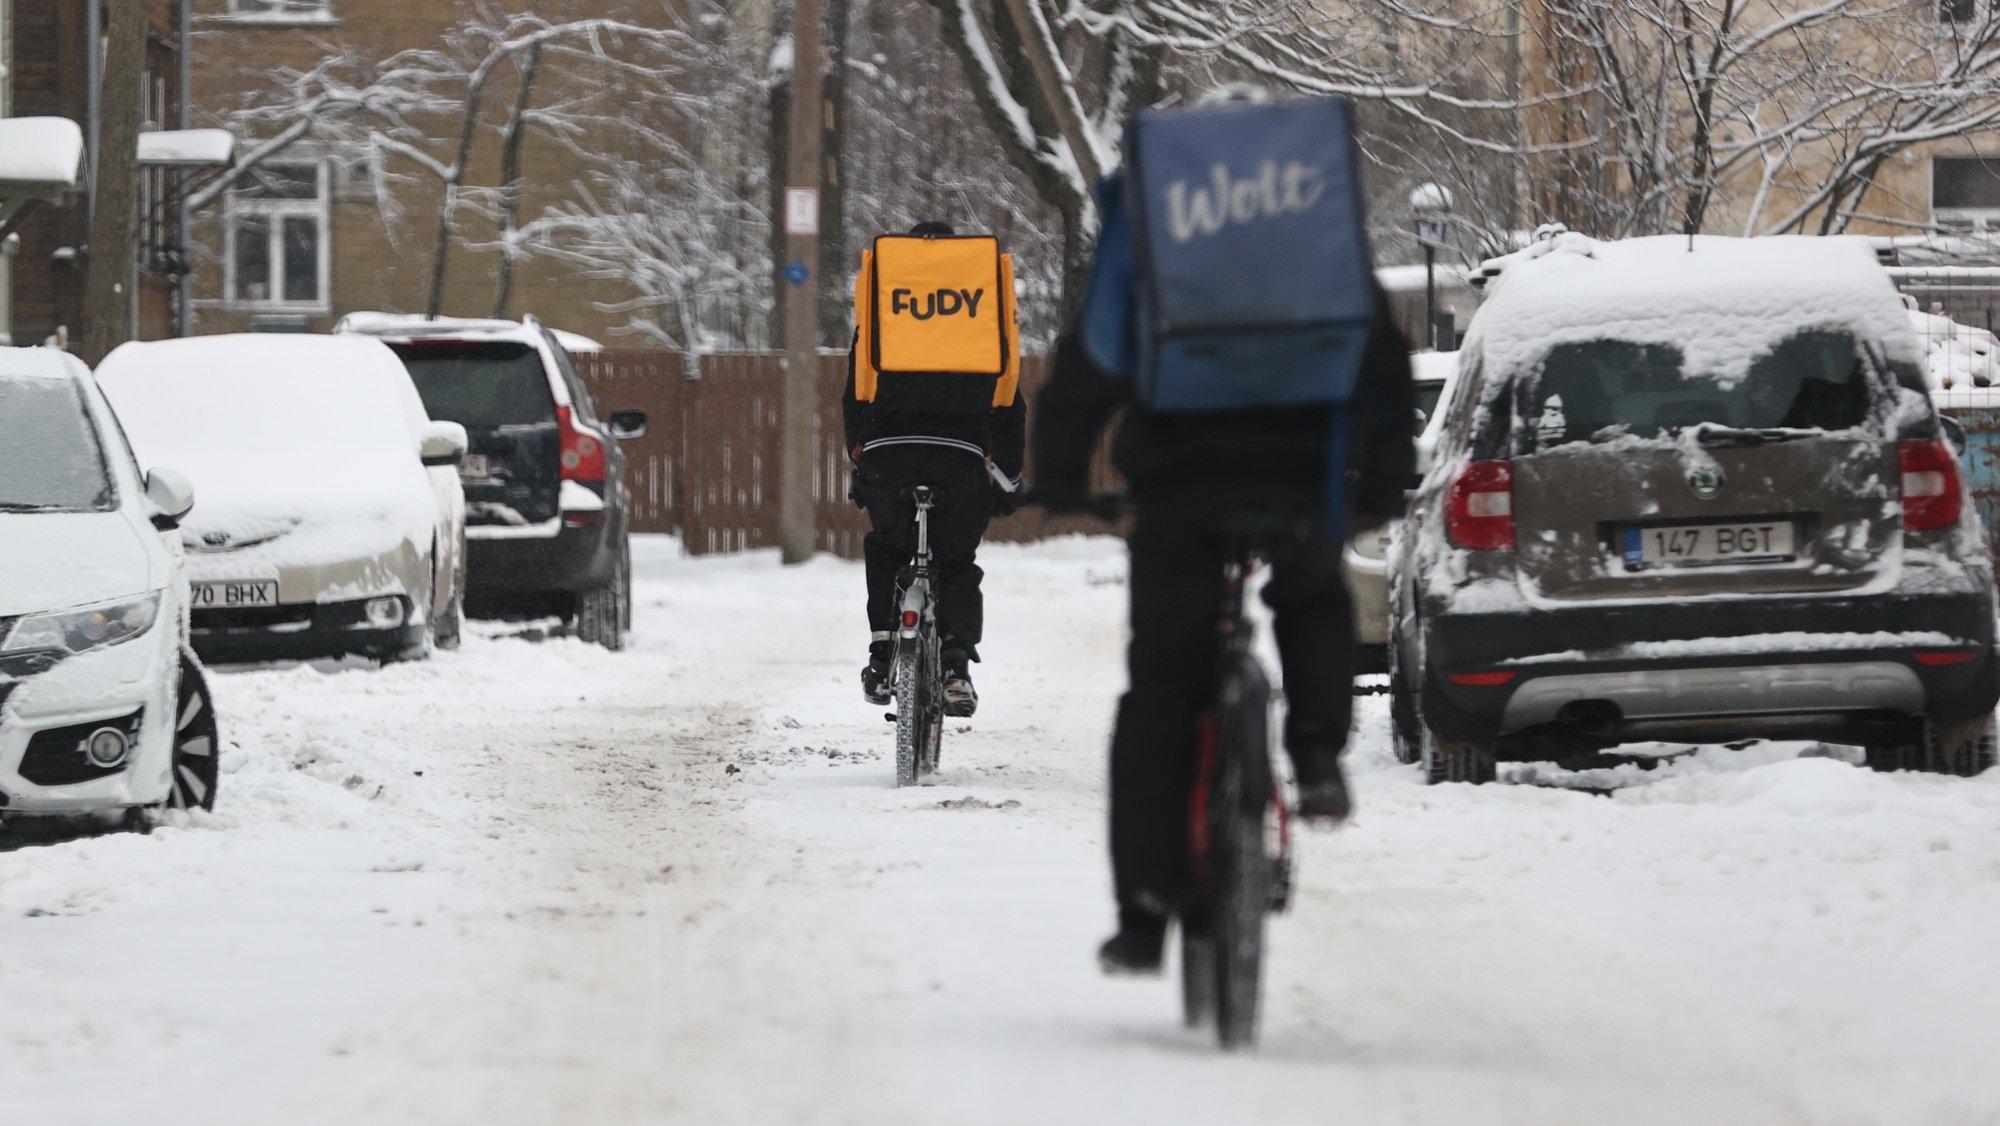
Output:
[
  {"xmin": 886, "ymin": 484, "xmax": 946, "ymax": 788},
  {"xmin": 1036, "ymin": 493, "xmax": 1299, "ymax": 1049}
]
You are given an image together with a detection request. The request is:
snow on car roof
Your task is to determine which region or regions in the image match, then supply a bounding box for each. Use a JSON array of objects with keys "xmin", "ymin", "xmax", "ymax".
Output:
[
  {"xmin": 0, "ymin": 346, "xmax": 87, "ymax": 384},
  {"xmin": 96, "ymin": 334, "xmax": 420, "ymax": 458},
  {"xmin": 1470, "ymin": 235, "xmax": 1923, "ymax": 388},
  {"xmin": 0, "ymin": 118, "xmax": 85, "ymax": 191},
  {"xmin": 335, "ymin": 311, "xmax": 604, "ymax": 355}
]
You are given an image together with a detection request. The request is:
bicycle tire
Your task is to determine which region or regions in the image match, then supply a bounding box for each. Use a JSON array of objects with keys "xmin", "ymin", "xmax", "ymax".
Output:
[
  {"xmin": 1212, "ymin": 666, "xmax": 1273, "ymax": 1050},
  {"xmin": 892, "ymin": 649, "xmax": 922, "ymax": 787},
  {"xmin": 1180, "ymin": 919, "xmax": 1217, "ymax": 1029}
]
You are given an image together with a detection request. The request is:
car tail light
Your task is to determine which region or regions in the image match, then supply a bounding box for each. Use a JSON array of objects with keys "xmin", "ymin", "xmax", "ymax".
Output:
[
  {"xmin": 1899, "ymin": 440, "xmax": 1962, "ymax": 533},
  {"xmin": 1448, "ymin": 671, "xmax": 1517, "ymax": 687},
  {"xmin": 558, "ymin": 405, "xmax": 607, "ymax": 483},
  {"xmin": 1914, "ymin": 649, "xmax": 1980, "ymax": 668},
  {"xmin": 1446, "ymin": 460, "xmax": 1515, "ymax": 551}
]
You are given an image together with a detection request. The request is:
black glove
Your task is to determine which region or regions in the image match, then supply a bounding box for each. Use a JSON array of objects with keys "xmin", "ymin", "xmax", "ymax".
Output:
[{"xmin": 992, "ymin": 484, "xmax": 1024, "ymax": 517}]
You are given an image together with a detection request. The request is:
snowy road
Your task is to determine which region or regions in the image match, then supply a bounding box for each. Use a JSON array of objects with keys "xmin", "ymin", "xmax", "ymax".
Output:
[{"xmin": 5, "ymin": 536, "xmax": 2000, "ymax": 1125}]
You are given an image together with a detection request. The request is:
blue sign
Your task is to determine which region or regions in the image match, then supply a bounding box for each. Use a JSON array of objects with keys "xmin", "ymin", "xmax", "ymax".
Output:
[{"xmin": 782, "ymin": 260, "xmax": 811, "ymax": 287}]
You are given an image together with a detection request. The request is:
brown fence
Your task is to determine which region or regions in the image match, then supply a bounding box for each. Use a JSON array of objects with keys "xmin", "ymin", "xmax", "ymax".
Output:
[{"xmin": 576, "ymin": 350, "xmax": 1118, "ymax": 558}]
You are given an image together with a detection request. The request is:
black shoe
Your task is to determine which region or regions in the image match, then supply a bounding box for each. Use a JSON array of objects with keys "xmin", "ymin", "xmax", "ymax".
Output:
[
  {"xmin": 942, "ymin": 648, "xmax": 978, "ymax": 718},
  {"xmin": 861, "ymin": 641, "xmax": 892, "ymax": 706},
  {"xmin": 1293, "ymin": 756, "xmax": 1352, "ymax": 823},
  {"xmin": 1097, "ymin": 908, "xmax": 1168, "ymax": 976}
]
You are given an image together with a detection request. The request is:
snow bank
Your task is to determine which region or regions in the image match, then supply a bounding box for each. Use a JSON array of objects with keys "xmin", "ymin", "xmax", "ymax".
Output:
[
  {"xmin": 0, "ymin": 118, "xmax": 84, "ymax": 189},
  {"xmin": 1471, "ymin": 235, "xmax": 1923, "ymax": 391}
]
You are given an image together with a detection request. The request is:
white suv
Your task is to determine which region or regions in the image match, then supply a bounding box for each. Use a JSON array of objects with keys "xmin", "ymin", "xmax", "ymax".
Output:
[{"xmin": 0, "ymin": 348, "xmax": 218, "ymax": 817}]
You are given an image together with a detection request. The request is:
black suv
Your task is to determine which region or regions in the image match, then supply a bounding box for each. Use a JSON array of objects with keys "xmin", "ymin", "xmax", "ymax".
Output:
[{"xmin": 338, "ymin": 314, "xmax": 646, "ymax": 650}]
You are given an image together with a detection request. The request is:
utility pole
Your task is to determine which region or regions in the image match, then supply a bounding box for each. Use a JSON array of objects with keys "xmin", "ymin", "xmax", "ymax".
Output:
[
  {"xmin": 778, "ymin": 0, "xmax": 826, "ymax": 564},
  {"xmin": 79, "ymin": 0, "xmax": 146, "ymax": 364},
  {"xmin": 997, "ymin": 0, "xmax": 1103, "ymax": 188}
]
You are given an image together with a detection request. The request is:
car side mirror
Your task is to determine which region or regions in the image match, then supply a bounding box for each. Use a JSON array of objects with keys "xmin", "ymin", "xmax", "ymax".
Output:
[
  {"xmin": 1940, "ymin": 415, "xmax": 1968, "ymax": 455},
  {"xmin": 608, "ymin": 409, "xmax": 649, "ymax": 440},
  {"xmin": 145, "ymin": 467, "xmax": 195, "ymax": 530},
  {"xmin": 420, "ymin": 421, "xmax": 469, "ymax": 467}
]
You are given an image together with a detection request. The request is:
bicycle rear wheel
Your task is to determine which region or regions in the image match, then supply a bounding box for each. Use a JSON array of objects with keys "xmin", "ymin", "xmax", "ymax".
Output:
[
  {"xmin": 1212, "ymin": 670, "xmax": 1273, "ymax": 1050},
  {"xmin": 892, "ymin": 648, "xmax": 924, "ymax": 787}
]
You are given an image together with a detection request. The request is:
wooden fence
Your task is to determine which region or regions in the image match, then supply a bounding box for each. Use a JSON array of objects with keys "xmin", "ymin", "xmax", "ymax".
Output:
[{"xmin": 576, "ymin": 350, "xmax": 1118, "ymax": 558}]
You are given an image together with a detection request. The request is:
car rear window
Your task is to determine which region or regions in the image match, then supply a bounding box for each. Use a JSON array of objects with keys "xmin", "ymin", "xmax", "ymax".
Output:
[
  {"xmin": 1521, "ymin": 330, "xmax": 1872, "ymax": 449},
  {"xmin": 0, "ymin": 378, "xmax": 113, "ymax": 513},
  {"xmin": 389, "ymin": 341, "xmax": 556, "ymax": 428}
]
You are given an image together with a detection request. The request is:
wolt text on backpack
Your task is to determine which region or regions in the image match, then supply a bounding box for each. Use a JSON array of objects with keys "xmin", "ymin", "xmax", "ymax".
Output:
[
  {"xmin": 1080, "ymin": 95, "xmax": 1377, "ymax": 536},
  {"xmin": 853, "ymin": 234, "xmax": 1021, "ymax": 417}
]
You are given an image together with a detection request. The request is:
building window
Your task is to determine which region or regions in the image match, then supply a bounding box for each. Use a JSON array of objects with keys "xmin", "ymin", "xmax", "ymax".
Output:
[
  {"xmin": 1941, "ymin": 0, "xmax": 1979, "ymax": 22},
  {"xmin": 227, "ymin": 0, "xmax": 333, "ymax": 20},
  {"xmin": 225, "ymin": 162, "xmax": 328, "ymax": 309}
]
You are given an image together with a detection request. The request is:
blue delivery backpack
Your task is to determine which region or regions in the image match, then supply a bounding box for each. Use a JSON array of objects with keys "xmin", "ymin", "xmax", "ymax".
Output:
[{"xmin": 1080, "ymin": 95, "xmax": 1378, "ymax": 537}]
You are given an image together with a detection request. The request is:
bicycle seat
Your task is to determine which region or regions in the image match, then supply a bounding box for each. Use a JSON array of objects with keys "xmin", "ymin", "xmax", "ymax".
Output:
[{"xmin": 902, "ymin": 484, "xmax": 944, "ymax": 504}]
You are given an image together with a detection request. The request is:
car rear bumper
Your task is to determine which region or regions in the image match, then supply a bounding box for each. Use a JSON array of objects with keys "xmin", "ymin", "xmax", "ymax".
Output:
[
  {"xmin": 190, "ymin": 596, "xmax": 424, "ymax": 664},
  {"xmin": 1418, "ymin": 588, "xmax": 2000, "ymax": 742},
  {"xmin": 466, "ymin": 518, "xmax": 617, "ymax": 596}
]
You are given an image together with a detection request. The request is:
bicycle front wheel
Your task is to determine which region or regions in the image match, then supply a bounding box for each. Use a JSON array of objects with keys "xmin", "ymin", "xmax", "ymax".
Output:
[{"xmin": 1212, "ymin": 674, "xmax": 1273, "ymax": 1050}]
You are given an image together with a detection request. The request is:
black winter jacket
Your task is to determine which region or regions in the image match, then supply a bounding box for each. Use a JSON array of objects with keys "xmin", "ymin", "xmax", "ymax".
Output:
[
  {"xmin": 1031, "ymin": 292, "xmax": 1416, "ymax": 524},
  {"xmin": 842, "ymin": 329, "xmax": 1027, "ymax": 479}
]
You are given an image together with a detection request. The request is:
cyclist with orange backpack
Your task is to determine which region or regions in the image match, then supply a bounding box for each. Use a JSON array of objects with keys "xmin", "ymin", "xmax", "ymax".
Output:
[{"xmin": 846, "ymin": 221, "xmax": 1026, "ymax": 717}]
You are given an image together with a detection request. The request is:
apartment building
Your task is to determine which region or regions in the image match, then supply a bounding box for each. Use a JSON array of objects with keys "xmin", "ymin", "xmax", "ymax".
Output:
[{"xmin": 2, "ymin": 0, "xmax": 192, "ymax": 346}]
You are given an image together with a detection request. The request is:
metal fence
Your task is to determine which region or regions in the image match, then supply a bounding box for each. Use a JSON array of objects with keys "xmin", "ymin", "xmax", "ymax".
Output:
[{"xmin": 575, "ymin": 350, "xmax": 1119, "ymax": 558}]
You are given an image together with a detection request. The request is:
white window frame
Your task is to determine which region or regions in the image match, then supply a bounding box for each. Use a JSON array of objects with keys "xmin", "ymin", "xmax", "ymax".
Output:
[{"xmin": 222, "ymin": 160, "xmax": 331, "ymax": 313}]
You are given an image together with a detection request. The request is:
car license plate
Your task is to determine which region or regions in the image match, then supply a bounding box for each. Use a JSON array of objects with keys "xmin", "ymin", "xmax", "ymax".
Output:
[
  {"xmin": 190, "ymin": 580, "xmax": 279, "ymax": 608},
  {"xmin": 1623, "ymin": 521, "xmax": 1795, "ymax": 568},
  {"xmin": 458, "ymin": 453, "xmax": 491, "ymax": 479}
]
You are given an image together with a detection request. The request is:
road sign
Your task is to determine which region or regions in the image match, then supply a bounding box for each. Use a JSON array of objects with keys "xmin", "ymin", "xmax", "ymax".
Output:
[
  {"xmin": 1416, "ymin": 216, "xmax": 1450, "ymax": 250},
  {"xmin": 785, "ymin": 187, "xmax": 820, "ymax": 236},
  {"xmin": 782, "ymin": 260, "xmax": 811, "ymax": 287}
]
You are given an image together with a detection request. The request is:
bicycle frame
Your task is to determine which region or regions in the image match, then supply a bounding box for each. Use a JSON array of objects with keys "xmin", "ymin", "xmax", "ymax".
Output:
[{"xmin": 898, "ymin": 487, "xmax": 936, "ymax": 644}]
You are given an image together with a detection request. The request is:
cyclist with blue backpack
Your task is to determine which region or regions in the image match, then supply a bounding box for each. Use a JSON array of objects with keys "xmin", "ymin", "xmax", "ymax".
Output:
[{"xmin": 1030, "ymin": 90, "xmax": 1415, "ymax": 973}]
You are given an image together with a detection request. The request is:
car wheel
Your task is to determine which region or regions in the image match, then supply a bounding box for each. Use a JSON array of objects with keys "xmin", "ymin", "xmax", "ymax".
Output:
[
  {"xmin": 433, "ymin": 548, "xmax": 466, "ymax": 652},
  {"xmin": 619, "ymin": 535, "xmax": 634, "ymax": 634},
  {"xmin": 576, "ymin": 548, "xmax": 627, "ymax": 652},
  {"xmin": 1421, "ymin": 724, "xmax": 1496, "ymax": 786},
  {"xmin": 1926, "ymin": 714, "xmax": 1995, "ymax": 776},
  {"xmin": 1387, "ymin": 630, "xmax": 1421, "ymax": 765},
  {"xmin": 169, "ymin": 654, "xmax": 219, "ymax": 812}
]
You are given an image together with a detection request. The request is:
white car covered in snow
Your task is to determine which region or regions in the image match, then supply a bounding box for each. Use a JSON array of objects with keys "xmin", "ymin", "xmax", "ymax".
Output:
[
  {"xmin": 97, "ymin": 335, "xmax": 469, "ymax": 664},
  {"xmin": 0, "ymin": 348, "xmax": 218, "ymax": 815}
]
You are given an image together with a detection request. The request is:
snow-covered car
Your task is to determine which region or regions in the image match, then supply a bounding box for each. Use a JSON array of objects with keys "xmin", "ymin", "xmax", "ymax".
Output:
[
  {"xmin": 96, "ymin": 335, "xmax": 468, "ymax": 665},
  {"xmin": 1345, "ymin": 351, "xmax": 1458, "ymax": 671},
  {"xmin": 1389, "ymin": 235, "xmax": 2000, "ymax": 783},
  {"xmin": 335, "ymin": 313, "xmax": 646, "ymax": 650},
  {"xmin": 0, "ymin": 348, "xmax": 218, "ymax": 815}
]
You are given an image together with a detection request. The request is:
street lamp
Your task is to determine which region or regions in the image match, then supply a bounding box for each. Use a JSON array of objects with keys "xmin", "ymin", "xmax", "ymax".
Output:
[{"xmin": 1410, "ymin": 183, "xmax": 1454, "ymax": 351}]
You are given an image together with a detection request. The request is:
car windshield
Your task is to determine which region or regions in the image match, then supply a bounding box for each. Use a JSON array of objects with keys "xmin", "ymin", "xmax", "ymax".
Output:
[
  {"xmin": 0, "ymin": 378, "xmax": 113, "ymax": 512},
  {"xmin": 389, "ymin": 341, "xmax": 555, "ymax": 428},
  {"xmin": 1521, "ymin": 330, "xmax": 1871, "ymax": 450}
]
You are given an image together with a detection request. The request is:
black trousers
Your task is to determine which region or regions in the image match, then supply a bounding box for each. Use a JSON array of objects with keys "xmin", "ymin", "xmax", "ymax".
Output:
[
  {"xmin": 1110, "ymin": 502, "xmax": 1357, "ymax": 911},
  {"xmin": 856, "ymin": 447, "xmax": 993, "ymax": 653}
]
